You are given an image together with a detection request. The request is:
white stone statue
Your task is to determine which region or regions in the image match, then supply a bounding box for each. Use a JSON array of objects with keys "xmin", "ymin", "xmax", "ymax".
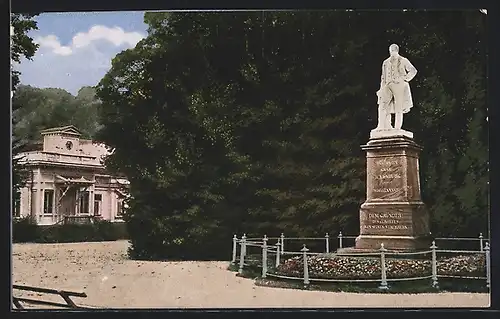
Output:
[{"xmin": 374, "ymin": 44, "xmax": 417, "ymax": 134}]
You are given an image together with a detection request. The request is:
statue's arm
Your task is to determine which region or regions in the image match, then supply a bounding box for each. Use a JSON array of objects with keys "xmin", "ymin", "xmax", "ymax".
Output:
[{"xmin": 404, "ymin": 58, "xmax": 417, "ymax": 82}]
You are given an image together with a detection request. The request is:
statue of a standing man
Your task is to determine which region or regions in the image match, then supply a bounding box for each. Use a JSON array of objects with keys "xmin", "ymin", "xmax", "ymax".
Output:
[{"xmin": 375, "ymin": 44, "xmax": 417, "ymax": 130}]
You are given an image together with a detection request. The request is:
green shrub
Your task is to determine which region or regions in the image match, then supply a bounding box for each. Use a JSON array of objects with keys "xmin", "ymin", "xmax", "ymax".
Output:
[
  {"xmin": 37, "ymin": 225, "xmax": 58, "ymax": 243},
  {"xmin": 94, "ymin": 220, "xmax": 118, "ymax": 240},
  {"xmin": 124, "ymin": 204, "xmax": 232, "ymax": 261},
  {"xmin": 109, "ymin": 221, "xmax": 128, "ymax": 239},
  {"xmin": 12, "ymin": 216, "xmax": 39, "ymax": 243},
  {"xmin": 14, "ymin": 219, "xmax": 127, "ymax": 243},
  {"xmin": 59, "ymin": 224, "xmax": 95, "ymax": 242}
]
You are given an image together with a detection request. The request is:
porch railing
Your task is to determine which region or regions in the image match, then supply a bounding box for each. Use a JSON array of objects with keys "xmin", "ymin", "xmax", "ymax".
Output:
[{"xmin": 63, "ymin": 215, "xmax": 95, "ymax": 225}]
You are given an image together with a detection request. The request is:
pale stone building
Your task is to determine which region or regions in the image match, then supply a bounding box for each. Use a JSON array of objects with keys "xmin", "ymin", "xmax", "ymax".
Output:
[{"xmin": 14, "ymin": 125, "xmax": 129, "ymax": 225}]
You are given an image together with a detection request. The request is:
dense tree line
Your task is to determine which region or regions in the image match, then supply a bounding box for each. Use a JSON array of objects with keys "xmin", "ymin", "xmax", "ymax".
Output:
[
  {"xmin": 12, "ymin": 85, "xmax": 102, "ymax": 148},
  {"xmin": 92, "ymin": 11, "xmax": 486, "ymax": 260}
]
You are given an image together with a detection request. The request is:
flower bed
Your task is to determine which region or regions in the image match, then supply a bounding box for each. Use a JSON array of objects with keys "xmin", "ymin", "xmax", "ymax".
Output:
[{"xmin": 275, "ymin": 254, "xmax": 485, "ymax": 280}]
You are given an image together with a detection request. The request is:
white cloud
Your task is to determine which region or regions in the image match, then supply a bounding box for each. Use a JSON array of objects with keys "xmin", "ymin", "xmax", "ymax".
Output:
[
  {"xmin": 36, "ymin": 35, "xmax": 73, "ymax": 56},
  {"xmin": 35, "ymin": 25, "xmax": 144, "ymax": 56},
  {"xmin": 17, "ymin": 25, "xmax": 146, "ymax": 95},
  {"xmin": 73, "ymin": 25, "xmax": 144, "ymax": 49}
]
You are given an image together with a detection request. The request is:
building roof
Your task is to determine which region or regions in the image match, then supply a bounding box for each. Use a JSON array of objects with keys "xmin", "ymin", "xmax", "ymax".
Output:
[{"xmin": 40, "ymin": 125, "xmax": 82, "ymax": 136}]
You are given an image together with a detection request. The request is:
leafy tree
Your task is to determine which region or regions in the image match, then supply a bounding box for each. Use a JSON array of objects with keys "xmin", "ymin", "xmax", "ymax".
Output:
[
  {"xmin": 11, "ymin": 13, "xmax": 39, "ymax": 213},
  {"xmin": 11, "ymin": 13, "xmax": 39, "ymax": 91},
  {"xmin": 96, "ymin": 13, "xmax": 252, "ymax": 259}
]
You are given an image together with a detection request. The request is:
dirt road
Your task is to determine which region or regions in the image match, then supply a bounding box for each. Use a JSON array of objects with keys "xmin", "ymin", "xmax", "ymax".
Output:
[{"xmin": 12, "ymin": 241, "xmax": 490, "ymax": 308}]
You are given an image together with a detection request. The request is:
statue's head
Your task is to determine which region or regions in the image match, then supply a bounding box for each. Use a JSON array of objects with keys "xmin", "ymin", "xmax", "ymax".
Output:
[{"xmin": 389, "ymin": 44, "xmax": 399, "ymax": 57}]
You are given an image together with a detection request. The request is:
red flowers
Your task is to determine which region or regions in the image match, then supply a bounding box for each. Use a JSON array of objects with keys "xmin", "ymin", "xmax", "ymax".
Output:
[{"xmin": 275, "ymin": 253, "xmax": 485, "ymax": 279}]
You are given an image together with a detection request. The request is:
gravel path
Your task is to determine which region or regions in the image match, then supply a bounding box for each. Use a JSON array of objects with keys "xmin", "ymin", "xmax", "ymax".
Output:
[{"xmin": 12, "ymin": 241, "xmax": 489, "ymax": 308}]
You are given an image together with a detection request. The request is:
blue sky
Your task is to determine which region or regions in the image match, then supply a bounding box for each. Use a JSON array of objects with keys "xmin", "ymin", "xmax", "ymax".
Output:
[{"xmin": 15, "ymin": 12, "xmax": 149, "ymax": 95}]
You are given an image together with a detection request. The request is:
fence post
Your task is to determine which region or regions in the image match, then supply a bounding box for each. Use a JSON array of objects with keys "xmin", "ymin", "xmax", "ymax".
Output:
[
  {"xmin": 280, "ymin": 233, "xmax": 285, "ymax": 255},
  {"xmin": 485, "ymin": 242, "xmax": 490, "ymax": 289},
  {"xmin": 262, "ymin": 235, "xmax": 268, "ymax": 278},
  {"xmin": 238, "ymin": 235, "xmax": 246, "ymax": 274},
  {"xmin": 325, "ymin": 233, "xmax": 330, "ymax": 253},
  {"xmin": 338, "ymin": 231, "xmax": 343, "ymax": 249},
  {"xmin": 379, "ymin": 243, "xmax": 388, "ymax": 290},
  {"xmin": 301, "ymin": 244, "xmax": 310, "ymax": 285},
  {"xmin": 242, "ymin": 233, "xmax": 247, "ymax": 258},
  {"xmin": 431, "ymin": 241, "xmax": 439, "ymax": 288},
  {"xmin": 479, "ymin": 233, "xmax": 484, "ymax": 252},
  {"xmin": 232, "ymin": 235, "xmax": 238, "ymax": 264},
  {"xmin": 275, "ymin": 241, "xmax": 281, "ymax": 267}
]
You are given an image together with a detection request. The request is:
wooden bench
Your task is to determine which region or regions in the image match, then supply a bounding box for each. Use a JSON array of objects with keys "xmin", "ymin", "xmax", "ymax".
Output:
[{"xmin": 12, "ymin": 284, "xmax": 89, "ymax": 309}]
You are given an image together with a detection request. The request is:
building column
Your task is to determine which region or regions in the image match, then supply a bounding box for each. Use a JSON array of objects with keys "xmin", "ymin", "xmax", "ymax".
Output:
[
  {"xmin": 27, "ymin": 178, "xmax": 33, "ymax": 218},
  {"xmin": 75, "ymin": 187, "xmax": 79, "ymax": 216},
  {"xmin": 37, "ymin": 169, "xmax": 43, "ymax": 223},
  {"xmin": 89, "ymin": 182, "xmax": 95, "ymax": 216},
  {"xmin": 110, "ymin": 188, "xmax": 116, "ymax": 221},
  {"xmin": 53, "ymin": 184, "xmax": 58, "ymax": 223},
  {"xmin": 29, "ymin": 189, "xmax": 35, "ymax": 218}
]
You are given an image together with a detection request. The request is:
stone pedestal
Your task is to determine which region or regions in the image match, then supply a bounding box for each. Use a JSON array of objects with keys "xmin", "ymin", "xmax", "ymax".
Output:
[{"xmin": 354, "ymin": 131, "xmax": 431, "ymax": 251}]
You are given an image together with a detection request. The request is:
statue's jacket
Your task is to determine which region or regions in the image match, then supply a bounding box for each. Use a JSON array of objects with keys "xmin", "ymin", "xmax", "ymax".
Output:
[{"xmin": 377, "ymin": 55, "xmax": 417, "ymax": 114}]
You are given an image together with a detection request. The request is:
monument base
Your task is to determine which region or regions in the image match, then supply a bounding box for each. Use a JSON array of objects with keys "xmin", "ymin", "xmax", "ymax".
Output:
[
  {"xmin": 356, "ymin": 133, "xmax": 431, "ymax": 251},
  {"xmin": 357, "ymin": 201, "xmax": 431, "ymax": 250},
  {"xmin": 335, "ymin": 246, "xmax": 420, "ymax": 256},
  {"xmin": 354, "ymin": 234, "xmax": 432, "ymax": 251}
]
